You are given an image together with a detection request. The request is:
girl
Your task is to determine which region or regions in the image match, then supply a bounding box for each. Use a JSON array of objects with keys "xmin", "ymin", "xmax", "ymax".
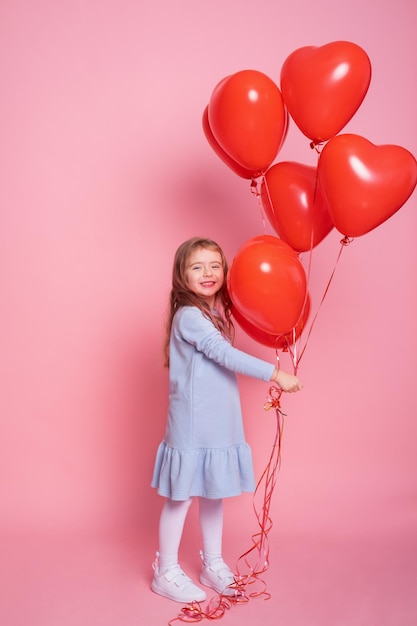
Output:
[{"xmin": 151, "ymin": 237, "xmax": 302, "ymax": 603}]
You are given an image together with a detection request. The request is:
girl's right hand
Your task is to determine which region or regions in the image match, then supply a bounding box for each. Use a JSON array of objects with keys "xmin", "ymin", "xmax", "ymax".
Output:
[{"xmin": 271, "ymin": 368, "xmax": 302, "ymax": 393}]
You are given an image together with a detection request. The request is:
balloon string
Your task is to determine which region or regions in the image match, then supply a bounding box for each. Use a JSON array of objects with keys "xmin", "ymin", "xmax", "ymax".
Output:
[
  {"xmin": 282, "ymin": 160, "xmax": 353, "ymax": 373},
  {"xmin": 282, "ymin": 213, "xmax": 315, "ymax": 375},
  {"xmin": 291, "ymin": 165, "xmax": 320, "ymax": 373},
  {"xmin": 251, "ymin": 176, "xmax": 269, "ymax": 235},
  {"xmin": 236, "ymin": 386, "xmax": 284, "ymax": 581},
  {"xmin": 259, "ymin": 170, "xmax": 314, "ymax": 374},
  {"xmin": 168, "ymin": 386, "xmax": 285, "ymax": 625},
  {"xmin": 288, "ymin": 235, "xmax": 353, "ymax": 372}
]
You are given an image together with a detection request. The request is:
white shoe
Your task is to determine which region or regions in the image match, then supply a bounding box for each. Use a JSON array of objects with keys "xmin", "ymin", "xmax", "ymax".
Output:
[
  {"xmin": 151, "ymin": 555, "xmax": 207, "ymax": 603},
  {"xmin": 199, "ymin": 552, "xmax": 237, "ymax": 596}
]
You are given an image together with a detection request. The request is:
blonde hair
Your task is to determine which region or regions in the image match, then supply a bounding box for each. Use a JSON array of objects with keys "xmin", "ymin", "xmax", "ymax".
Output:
[{"xmin": 164, "ymin": 237, "xmax": 234, "ymax": 366}]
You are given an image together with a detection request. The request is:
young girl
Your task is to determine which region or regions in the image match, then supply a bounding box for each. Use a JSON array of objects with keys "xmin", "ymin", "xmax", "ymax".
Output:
[{"xmin": 151, "ymin": 237, "xmax": 302, "ymax": 603}]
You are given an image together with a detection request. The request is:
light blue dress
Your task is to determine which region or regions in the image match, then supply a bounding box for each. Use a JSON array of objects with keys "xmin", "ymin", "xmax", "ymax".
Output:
[{"xmin": 151, "ymin": 306, "xmax": 275, "ymax": 500}]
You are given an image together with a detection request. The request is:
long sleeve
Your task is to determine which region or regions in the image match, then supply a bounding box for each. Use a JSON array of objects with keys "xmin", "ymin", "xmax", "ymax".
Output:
[{"xmin": 175, "ymin": 306, "xmax": 275, "ymax": 382}]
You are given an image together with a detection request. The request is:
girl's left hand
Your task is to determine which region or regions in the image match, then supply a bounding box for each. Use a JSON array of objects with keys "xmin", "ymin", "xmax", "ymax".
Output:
[{"xmin": 271, "ymin": 368, "xmax": 302, "ymax": 392}]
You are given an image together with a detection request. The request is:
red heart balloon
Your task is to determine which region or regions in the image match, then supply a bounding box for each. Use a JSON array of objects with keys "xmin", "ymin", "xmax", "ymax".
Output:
[
  {"xmin": 280, "ymin": 41, "xmax": 371, "ymax": 143},
  {"xmin": 261, "ymin": 161, "xmax": 333, "ymax": 252},
  {"xmin": 318, "ymin": 134, "xmax": 417, "ymax": 237},
  {"xmin": 208, "ymin": 70, "xmax": 287, "ymax": 173},
  {"xmin": 228, "ymin": 235, "xmax": 307, "ymax": 336}
]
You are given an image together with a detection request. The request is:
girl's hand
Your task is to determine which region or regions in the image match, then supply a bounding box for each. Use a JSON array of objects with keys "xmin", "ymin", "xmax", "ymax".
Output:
[{"xmin": 271, "ymin": 368, "xmax": 302, "ymax": 393}]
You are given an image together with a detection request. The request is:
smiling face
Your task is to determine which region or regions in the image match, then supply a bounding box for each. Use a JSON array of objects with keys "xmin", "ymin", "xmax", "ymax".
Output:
[{"xmin": 185, "ymin": 246, "xmax": 225, "ymax": 309}]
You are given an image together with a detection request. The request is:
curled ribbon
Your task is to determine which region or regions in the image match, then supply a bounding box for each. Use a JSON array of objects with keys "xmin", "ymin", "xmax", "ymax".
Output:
[
  {"xmin": 263, "ymin": 385, "xmax": 285, "ymax": 415},
  {"xmin": 168, "ymin": 592, "xmax": 246, "ymax": 625}
]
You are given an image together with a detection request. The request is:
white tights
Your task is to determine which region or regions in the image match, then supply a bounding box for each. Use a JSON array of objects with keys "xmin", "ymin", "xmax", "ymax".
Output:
[{"xmin": 157, "ymin": 497, "xmax": 224, "ymax": 573}]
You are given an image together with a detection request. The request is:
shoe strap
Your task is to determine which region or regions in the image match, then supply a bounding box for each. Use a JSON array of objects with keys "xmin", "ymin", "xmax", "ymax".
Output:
[
  {"xmin": 206, "ymin": 559, "xmax": 234, "ymax": 578},
  {"xmin": 164, "ymin": 565, "xmax": 192, "ymax": 585}
]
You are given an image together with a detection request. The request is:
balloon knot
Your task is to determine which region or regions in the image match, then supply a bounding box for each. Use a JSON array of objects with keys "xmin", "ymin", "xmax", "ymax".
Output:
[
  {"xmin": 340, "ymin": 236, "xmax": 354, "ymax": 246},
  {"xmin": 250, "ymin": 179, "xmax": 260, "ymax": 196},
  {"xmin": 309, "ymin": 141, "xmax": 323, "ymax": 153}
]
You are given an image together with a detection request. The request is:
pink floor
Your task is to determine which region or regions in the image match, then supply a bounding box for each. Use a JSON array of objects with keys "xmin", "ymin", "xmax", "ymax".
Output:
[{"xmin": 2, "ymin": 525, "xmax": 416, "ymax": 626}]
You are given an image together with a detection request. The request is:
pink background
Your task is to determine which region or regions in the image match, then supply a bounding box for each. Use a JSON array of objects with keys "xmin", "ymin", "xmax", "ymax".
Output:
[{"xmin": 1, "ymin": 0, "xmax": 416, "ymax": 625}]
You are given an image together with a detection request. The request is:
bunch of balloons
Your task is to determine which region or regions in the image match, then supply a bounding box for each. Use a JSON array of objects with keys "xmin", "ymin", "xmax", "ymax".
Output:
[{"xmin": 203, "ymin": 41, "xmax": 417, "ymax": 353}]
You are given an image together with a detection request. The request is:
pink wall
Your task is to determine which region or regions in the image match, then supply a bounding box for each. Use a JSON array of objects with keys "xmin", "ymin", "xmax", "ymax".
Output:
[{"xmin": 1, "ymin": 0, "xmax": 416, "ymax": 550}]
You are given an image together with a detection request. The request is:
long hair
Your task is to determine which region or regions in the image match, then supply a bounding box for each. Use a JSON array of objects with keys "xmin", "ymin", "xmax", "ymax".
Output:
[{"xmin": 163, "ymin": 237, "xmax": 234, "ymax": 367}]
